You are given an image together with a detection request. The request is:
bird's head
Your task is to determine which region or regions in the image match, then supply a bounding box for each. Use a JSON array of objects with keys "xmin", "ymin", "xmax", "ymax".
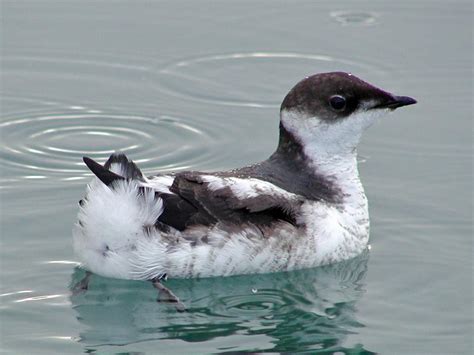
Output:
[{"xmin": 279, "ymin": 72, "xmax": 417, "ymax": 157}]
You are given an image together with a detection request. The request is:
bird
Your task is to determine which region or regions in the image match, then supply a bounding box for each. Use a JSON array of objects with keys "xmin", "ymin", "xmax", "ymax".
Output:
[{"xmin": 73, "ymin": 72, "xmax": 416, "ymax": 291}]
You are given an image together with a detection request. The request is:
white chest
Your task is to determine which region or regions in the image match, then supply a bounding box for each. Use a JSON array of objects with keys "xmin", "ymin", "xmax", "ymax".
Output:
[{"xmin": 300, "ymin": 185, "xmax": 370, "ymax": 265}]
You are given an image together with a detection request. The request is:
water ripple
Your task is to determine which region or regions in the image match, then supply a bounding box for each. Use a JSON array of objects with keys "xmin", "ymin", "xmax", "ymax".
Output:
[
  {"xmin": 157, "ymin": 52, "xmax": 388, "ymax": 108},
  {"xmin": 0, "ymin": 109, "xmax": 218, "ymax": 185},
  {"xmin": 14, "ymin": 294, "xmax": 65, "ymax": 303},
  {"xmin": 330, "ymin": 11, "xmax": 379, "ymax": 26}
]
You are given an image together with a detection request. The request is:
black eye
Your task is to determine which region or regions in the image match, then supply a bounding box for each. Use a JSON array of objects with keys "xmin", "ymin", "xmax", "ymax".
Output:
[{"xmin": 329, "ymin": 95, "xmax": 346, "ymax": 111}]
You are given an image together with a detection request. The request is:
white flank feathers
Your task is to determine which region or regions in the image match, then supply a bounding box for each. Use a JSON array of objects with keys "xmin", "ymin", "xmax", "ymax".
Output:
[{"xmin": 74, "ymin": 169, "xmax": 369, "ymax": 280}]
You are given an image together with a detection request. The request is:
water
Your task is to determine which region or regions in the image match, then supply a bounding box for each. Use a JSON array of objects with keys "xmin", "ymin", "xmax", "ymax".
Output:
[{"xmin": 1, "ymin": 1, "xmax": 472, "ymax": 353}]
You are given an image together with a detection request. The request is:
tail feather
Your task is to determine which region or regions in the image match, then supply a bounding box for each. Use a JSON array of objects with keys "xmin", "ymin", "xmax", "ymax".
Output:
[
  {"xmin": 83, "ymin": 156, "xmax": 124, "ymax": 186},
  {"xmin": 83, "ymin": 154, "xmax": 144, "ymax": 187},
  {"xmin": 103, "ymin": 153, "xmax": 144, "ymax": 181}
]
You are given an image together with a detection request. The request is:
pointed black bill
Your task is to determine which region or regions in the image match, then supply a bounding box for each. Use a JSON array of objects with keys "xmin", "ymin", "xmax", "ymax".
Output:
[{"xmin": 373, "ymin": 95, "xmax": 417, "ymax": 110}]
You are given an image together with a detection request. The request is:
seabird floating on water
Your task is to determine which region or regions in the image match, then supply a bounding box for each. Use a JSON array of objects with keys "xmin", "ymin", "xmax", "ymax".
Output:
[{"xmin": 73, "ymin": 72, "xmax": 416, "ymax": 305}]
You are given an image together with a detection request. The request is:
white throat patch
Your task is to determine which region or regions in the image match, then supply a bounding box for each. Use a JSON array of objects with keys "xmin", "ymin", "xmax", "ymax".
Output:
[{"xmin": 280, "ymin": 108, "xmax": 387, "ymax": 162}]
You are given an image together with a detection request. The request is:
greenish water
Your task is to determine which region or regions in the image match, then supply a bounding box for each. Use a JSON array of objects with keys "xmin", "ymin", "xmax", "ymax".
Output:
[{"xmin": 1, "ymin": 1, "xmax": 472, "ymax": 354}]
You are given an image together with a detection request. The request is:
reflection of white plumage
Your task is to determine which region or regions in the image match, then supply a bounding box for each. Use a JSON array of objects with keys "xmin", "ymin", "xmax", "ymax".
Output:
[
  {"xmin": 73, "ymin": 72, "xmax": 416, "ymax": 281},
  {"xmin": 70, "ymin": 252, "xmax": 369, "ymax": 347}
]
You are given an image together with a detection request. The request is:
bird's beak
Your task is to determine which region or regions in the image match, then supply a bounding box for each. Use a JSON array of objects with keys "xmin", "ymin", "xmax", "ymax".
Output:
[{"xmin": 373, "ymin": 95, "xmax": 417, "ymax": 110}]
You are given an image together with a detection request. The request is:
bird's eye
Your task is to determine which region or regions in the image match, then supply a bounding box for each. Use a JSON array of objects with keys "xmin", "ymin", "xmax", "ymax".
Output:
[{"xmin": 329, "ymin": 95, "xmax": 346, "ymax": 111}]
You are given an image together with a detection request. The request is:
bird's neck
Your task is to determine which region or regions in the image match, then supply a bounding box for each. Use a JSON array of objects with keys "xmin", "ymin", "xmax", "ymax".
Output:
[{"xmin": 272, "ymin": 124, "xmax": 364, "ymax": 205}]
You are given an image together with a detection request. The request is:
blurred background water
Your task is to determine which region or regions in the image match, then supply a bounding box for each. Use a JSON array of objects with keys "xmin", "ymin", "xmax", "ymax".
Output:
[{"xmin": 0, "ymin": 1, "xmax": 472, "ymax": 354}]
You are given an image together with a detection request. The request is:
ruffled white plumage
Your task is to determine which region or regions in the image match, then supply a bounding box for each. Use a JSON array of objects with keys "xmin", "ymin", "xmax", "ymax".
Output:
[{"xmin": 74, "ymin": 163, "xmax": 369, "ymax": 280}]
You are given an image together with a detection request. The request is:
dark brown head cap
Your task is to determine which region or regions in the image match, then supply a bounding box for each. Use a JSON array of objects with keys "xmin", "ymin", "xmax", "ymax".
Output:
[{"xmin": 280, "ymin": 72, "xmax": 416, "ymax": 121}]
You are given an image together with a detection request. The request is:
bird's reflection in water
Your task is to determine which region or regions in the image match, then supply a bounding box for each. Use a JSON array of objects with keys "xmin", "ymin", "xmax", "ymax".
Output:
[{"xmin": 70, "ymin": 251, "xmax": 374, "ymax": 353}]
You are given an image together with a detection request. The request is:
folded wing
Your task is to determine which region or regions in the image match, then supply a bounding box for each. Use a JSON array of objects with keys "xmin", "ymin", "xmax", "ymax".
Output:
[
  {"xmin": 157, "ymin": 172, "xmax": 303, "ymax": 231},
  {"xmin": 82, "ymin": 154, "xmax": 303, "ymax": 233}
]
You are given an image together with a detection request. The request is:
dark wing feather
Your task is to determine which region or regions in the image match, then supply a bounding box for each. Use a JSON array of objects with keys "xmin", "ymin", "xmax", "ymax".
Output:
[
  {"xmin": 157, "ymin": 172, "xmax": 302, "ymax": 231},
  {"xmin": 157, "ymin": 193, "xmax": 217, "ymax": 231}
]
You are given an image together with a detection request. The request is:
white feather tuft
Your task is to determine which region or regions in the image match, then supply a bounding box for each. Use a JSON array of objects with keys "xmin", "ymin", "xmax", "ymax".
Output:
[{"xmin": 73, "ymin": 178, "xmax": 163, "ymax": 279}]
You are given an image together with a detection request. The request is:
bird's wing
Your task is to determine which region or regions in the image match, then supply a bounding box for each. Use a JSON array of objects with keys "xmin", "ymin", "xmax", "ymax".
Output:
[
  {"xmin": 82, "ymin": 155, "xmax": 303, "ymax": 232},
  {"xmin": 156, "ymin": 172, "xmax": 304, "ymax": 231}
]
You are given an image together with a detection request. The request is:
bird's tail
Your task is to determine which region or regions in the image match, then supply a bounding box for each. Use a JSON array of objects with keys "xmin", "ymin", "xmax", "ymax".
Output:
[
  {"xmin": 83, "ymin": 153, "xmax": 144, "ymax": 186},
  {"xmin": 74, "ymin": 153, "xmax": 164, "ymax": 280}
]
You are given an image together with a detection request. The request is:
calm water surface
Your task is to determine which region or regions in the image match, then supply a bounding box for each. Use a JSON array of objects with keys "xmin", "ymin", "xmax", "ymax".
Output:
[{"xmin": 1, "ymin": 1, "xmax": 472, "ymax": 354}]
